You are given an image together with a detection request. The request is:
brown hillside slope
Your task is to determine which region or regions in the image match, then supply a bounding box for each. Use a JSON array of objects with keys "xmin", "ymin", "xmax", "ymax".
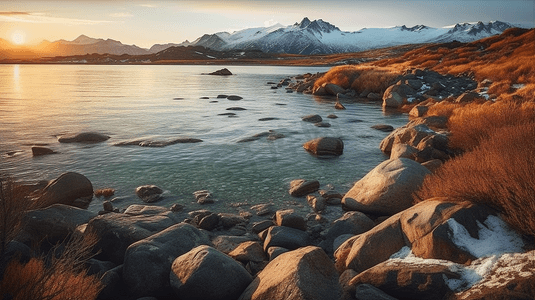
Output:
[{"xmin": 374, "ymin": 28, "xmax": 535, "ymax": 101}]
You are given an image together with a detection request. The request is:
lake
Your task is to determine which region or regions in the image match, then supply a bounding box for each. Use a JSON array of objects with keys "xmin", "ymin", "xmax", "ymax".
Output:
[{"xmin": 0, "ymin": 64, "xmax": 408, "ymax": 213}]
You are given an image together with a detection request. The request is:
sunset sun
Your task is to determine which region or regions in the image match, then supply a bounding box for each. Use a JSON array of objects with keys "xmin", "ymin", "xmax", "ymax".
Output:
[{"xmin": 11, "ymin": 31, "xmax": 26, "ymax": 45}]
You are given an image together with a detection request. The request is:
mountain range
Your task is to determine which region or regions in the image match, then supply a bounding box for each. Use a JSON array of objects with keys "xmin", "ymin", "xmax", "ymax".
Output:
[{"xmin": 0, "ymin": 18, "xmax": 524, "ymax": 59}]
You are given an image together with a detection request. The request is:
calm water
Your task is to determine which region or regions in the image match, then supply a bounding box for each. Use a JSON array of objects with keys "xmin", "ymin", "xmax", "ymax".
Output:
[{"xmin": 0, "ymin": 64, "xmax": 408, "ymax": 213}]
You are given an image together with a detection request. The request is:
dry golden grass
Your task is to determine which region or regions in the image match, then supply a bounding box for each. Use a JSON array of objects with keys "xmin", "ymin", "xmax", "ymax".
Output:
[
  {"xmin": 1, "ymin": 175, "xmax": 103, "ymax": 300},
  {"xmin": 416, "ymin": 121, "xmax": 535, "ymax": 237},
  {"xmin": 1, "ymin": 233, "xmax": 103, "ymax": 300},
  {"xmin": 373, "ymin": 28, "xmax": 535, "ymax": 101},
  {"xmin": 447, "ymin": 100, "xmax": 535, "ymax": 151},
  {"xmin": 313, "ymin": 65, "xmax": 400, "ymax": 94}
]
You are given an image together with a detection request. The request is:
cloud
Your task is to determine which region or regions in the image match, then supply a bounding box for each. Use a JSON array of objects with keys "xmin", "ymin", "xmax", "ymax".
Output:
[
  {"xmin": 109, "ymin": 12, "xmax": 134, "ymax": 18},
  {"xmin": 0, "ymin": 12, "xmax": 112, "ymax": 25},
  {"xmin": 139, "ymin": 4, "xmax": 157, "ymax": 8},
  {"xmin": 0, "ymin": 11, "xmax": 31, "ymax": 16}
]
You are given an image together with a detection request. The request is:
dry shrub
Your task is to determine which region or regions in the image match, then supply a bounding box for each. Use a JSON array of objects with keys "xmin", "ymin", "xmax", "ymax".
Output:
[
  {"xmin": 0, "ymin": 232, "xmax": 103, "ymax": 300},
  {"xmin": 416, "ymin": 121, "xmax": 535, "ymax": 237},
  {"xmin": 425, "ymin": 101, "xmax": 464, "ymax": 119},
  {"xmin": 313, "ymin": 65, "xmax": 361, "ymax": 89},
  {"xmin": 0, "ymin": 175, "xmax": 103, "ymax": 299},
  {"xmin": 447, "ymin": 100, "xmax": 535, "ymax": 150},
  {"xmin": 314, "ymin": 65, "xmax": 399, "ymax": 94},
  {"xmin": 94, "ymin": 188, "xmax": 115, "ymax": 198},
  {"xmin": 487, "ymin": 80, "xmax": 513, "ymax": 96},
  {"xmin": 0, "ymin": 177, "xmax": 34, "ymax": 258},
  {"xmin": 350, "ymin": 67, "xmax": 399, "ymax": 94}
]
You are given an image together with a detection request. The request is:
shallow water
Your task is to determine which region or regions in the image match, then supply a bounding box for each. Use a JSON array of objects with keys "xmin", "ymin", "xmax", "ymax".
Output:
[{"xmin": 0, "ymin": 64, "xmax": 408, "ymax": 213}]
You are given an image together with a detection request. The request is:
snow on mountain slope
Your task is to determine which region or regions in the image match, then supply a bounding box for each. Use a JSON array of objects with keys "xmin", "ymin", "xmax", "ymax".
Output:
[{"xmin": 188, "ymin": 18, "xmax": 516, "ymax": 55}]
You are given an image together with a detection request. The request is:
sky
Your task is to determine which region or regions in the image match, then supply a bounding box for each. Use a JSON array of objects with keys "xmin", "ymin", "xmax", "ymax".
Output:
[{"xmin": 0, "ymin": 0, "xmax": 533, "ymax": 48}]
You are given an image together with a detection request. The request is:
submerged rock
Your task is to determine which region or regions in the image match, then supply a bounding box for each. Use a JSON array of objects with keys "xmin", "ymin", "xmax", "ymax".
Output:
[
  {"xmin": 31, "ymin": 146, "xmax": 57, "ymax": 156},
  {"xmin": 208, "ymin": 68, "xmax": 233, "ymax": 76},
  {"xmin": 57, "ymin": 132, "xmax": 110, "ymax": 143},
  {"xmin": 135, "ymin": 185, "xmax": 164, "ymax": 203},
  {"xmin": 303, "ymin": 137, "xmax": 344, "ymax": 156}
]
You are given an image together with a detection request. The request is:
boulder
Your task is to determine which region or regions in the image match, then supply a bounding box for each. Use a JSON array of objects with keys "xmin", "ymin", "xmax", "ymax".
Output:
[
  {"xmin": 288, "ymin": 179, "xmax": 320, "ymax": 197},
  {"xmin": 390, "ymin": 143, "xmax": 418, "ymax": 160},
  {"xmin": 409, "ymin": 105, "xmax": 428, "ymax": 118},
  {"xmin": 170, "ymin": 245, "xmax": 252, "ymax": 300},
  {"xmin": 57, "ymin": 132, "xmax": 110, "ymax": 143},
  {"xmin": 208, "ymin": 68, "xmax": 232, "ymax": 76},
  {"xmin": 31, "ymin": 146, "xmax": 56, "ymax": 156},
  {"xmin": 354, "ymin": 284, "xmax": 398, "ymax": 300},
  {"xmin": 35, "ymin": 172, "xmax": 93, "ymax": 208},
  {"xmin": 19, "ymin": 204, "xmax": 96, "ymax": 245},
  {"xmin": 212, "ymin": 235, "xmax": 259, "ymax": 254},
  {"xmin": 348, "ymin": 260, "xmax": 457, "ymax": 300},
  {"xmin": 306, "ymin": 195, "xmax": 326, "ymax": 212},
  {"xmin": 336, "ymin": 199, "xmax": 511, "ymax": 275},
  {"xmin": 339, "ymin": 216, "xmax": 406, "ymax": 273},
  {"xmin": 383, "ymin": 84, "xmax": 415, "ymax": 108},
  {"xmin": 267, "ymin": 246, "xmax": 289, "ymax": 260},
  {"xmin": 455, "ymin": 92, "xmax": 481, "ymax": 103},
  {"xmin": 252, "ymin": 220, "xmax": 274, "ymax": 233},
  {"xmin": 227, "ymin": 95, "xmax": 243, "ymax": 100},
  {"xmin": 379, "ymin": 124, "xmax": 437, "ymax": 154},
  {"xmin": 135, "ymin": 185, "xmax": 163, "ymax": 203},
  {"xmin": 303, "ymin": 137, "xmax": 344, "ymax": 156},
  {"xmin": 275, "ymin": 209, "xmax": 307, "ymax": 231},
  {"xmin": 301, "ymin": 114, "xmax": 323, "ymax": 123},
  {"xmin": 122, "ymin": 223, "xmax": 211, "ymax": 297},
  {"xmin": 371, "ymin": 124, "xmax": 394, "ymax": 132},
  {"xmin": 238, "ymin": 246, "xmax": 341, "ymax": 300},
  {"xmin": 323, "ymin": 83, "xmax": 346, "ymax": 96},
  {"xmin": 228, "ymin": 241, "xmax": 266, "ymax": 263},
  {"xmin": 263, "ymin": 226, "xmax": 311, "ymax": 251},
  {"xmin": 319, "ymin": 211, "xmax": 375, "ymax": 256},
  {"xmin": 85, "ymin": 212, "xmax": 179, "ymax": 264},
  {"xmin": 342, "ymin": 158, "xmax": 431, "ymax": 215}
]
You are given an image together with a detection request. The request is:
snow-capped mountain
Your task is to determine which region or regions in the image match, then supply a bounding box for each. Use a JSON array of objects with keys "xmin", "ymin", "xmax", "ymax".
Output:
[{"xmin": 185, "ymin": 18, "xmax": 516, "ymax": 55}]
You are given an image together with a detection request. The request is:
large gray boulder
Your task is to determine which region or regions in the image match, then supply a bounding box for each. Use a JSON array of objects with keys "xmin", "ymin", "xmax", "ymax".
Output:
[
  {"xmin": 319, "ymin": 211, "xmax": 375, "ymax": 256},
  {"xmin": 342, "ymin": 158, "xmax": 431, "ymax": 216},
  {"xmin": 18, "ymin": 204, "xmax": 96, "ymax": 245},
  {"xmin": 35, "ymin": 172, "xmax": 94, "ymax": 208},
  {"xmin": 122, "ymin": 223, "xmax": 212, "ymax": 297},
  {"xmin": 85, "ymin": 212, "xmax": 179, "ymax": 264},
  {"xmin": 263, "ymin": 226, "xmax": 311, "ymax": 251},
  {"xmin": 170, "ymin": 245, "xmax": 252, "ymax": 300},
  {"xmin": 238, "ymin": 246, "xmax": 341, "ymax": 300},
  {"xmin": 303, "ymin": 137, "xmax": 344, "ymax": 156}
]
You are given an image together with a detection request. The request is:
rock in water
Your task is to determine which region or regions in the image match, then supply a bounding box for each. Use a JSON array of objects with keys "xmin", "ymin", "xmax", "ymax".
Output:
[
  {"xmin": 36, "ymin": 172, "xmax": 94, "ymax": 208},
  {"xmin": 31, "ymin": 146, "xmax": 56, "ymax": 156},
  {"xmin": 303, "ymin": 137, "xmax": 344, "ymax": 156},
  {"xmin": 135, "ymin": 185, "xmax": 163, "ymax": 203},
  {"xmin": 208, "ymin": 68, "xmax": 233, "ymax": 76},
  {"xmin": 57, "ymin": 132, "xmax": 110, "ymax": 143},
  {"xmin": 288, "ymin": 179, "xmax": 320, "ymax": 197}
]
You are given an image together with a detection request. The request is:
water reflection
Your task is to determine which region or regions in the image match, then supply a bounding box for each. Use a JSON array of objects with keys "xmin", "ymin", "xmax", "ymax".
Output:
[{"xmin": 12, "ymin": 64, "xmax": 20, "ymax": 93}]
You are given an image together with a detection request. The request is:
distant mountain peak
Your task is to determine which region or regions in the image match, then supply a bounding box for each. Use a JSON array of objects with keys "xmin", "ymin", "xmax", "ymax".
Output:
[{"xmin": 72, "ymin": 34, "xmax": 100, "ymax": 44}]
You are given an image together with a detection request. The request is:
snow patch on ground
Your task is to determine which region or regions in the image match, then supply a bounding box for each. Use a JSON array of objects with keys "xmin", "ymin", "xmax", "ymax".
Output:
[{"xmin": 387, "ymin": 215, "xmax": 526, "ymax": 292}]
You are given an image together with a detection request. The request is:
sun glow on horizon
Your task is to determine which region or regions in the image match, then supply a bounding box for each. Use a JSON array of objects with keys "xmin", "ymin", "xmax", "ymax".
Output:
[{"xmin": 11, "ymin": 31, "xmax": 26, "ymax": 45}]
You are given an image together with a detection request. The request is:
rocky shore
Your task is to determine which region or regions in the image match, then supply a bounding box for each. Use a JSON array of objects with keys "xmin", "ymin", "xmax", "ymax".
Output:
[{"xmin": 3, "ymin": 68, "xmax": 535, "ymax": 300}]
